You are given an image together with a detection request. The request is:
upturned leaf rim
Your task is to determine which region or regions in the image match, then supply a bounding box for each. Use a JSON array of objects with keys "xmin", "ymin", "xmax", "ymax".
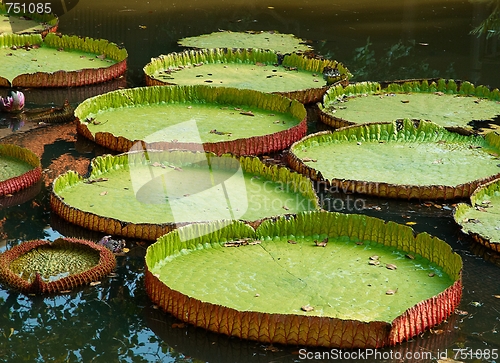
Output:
[{"xmin": 145, "ymin": 210, "xmax": 462, "ymax": 348}]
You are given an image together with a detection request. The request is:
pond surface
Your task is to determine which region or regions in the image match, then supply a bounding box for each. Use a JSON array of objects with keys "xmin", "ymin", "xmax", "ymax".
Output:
[{"xmin": 1, "ymin": 0, "xmax": 500, "ymax": 362}]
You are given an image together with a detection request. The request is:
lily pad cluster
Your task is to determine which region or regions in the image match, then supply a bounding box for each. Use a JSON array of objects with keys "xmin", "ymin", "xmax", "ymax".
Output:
[
  {"xmin": 0, "ymin": 237, "xmax": 116, "ymax": 294},
  {"xmin": 0, "ymin": 143, "xmax": 41, "ymax": 196},
  {"xmin": 145, "ymin": 211, "xmax": 462, "ymax": 348}
]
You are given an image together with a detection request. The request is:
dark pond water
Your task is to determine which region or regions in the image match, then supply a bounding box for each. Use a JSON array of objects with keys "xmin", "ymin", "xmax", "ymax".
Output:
[{"xmin": 1, "ymin": 0, "xmax": 500, "ymax": 362}]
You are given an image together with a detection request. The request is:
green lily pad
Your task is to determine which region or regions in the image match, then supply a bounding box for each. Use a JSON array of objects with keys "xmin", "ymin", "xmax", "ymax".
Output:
[
  {"xmin": 145, "ymin": 211, "xmax": 462, "ymax": 348},
  {"xmin": 0, "ymin": 4, "xmax": 58, "ymax": 36},
  {"xmin": 288, "ymin": 119, "xmax": 500, "ymax": 200},
  {"xmin": 454, "ymin": 178, "xmax": 500, "ymax": 253},
  {"xmin": 319, "ymin": 80, "xmax": 500, "ymax": 131},
  {"xmin": 51, "ymin": 151, "xmax": 319, "ymax": 240},
  {"xmin": 0, "ymin": 144, "xmax": 41, "ymax": 196},
  {"xmin": 0, "ymin": 237, "xmax": 116, "ymax": 294},
  {"xmin": 0, "ymin": 33, "xmax": 127, "ymax": 87},
  {"xmin": 144, "ymin": 48, "xmax": 351, "ymax": 104},
  {"xmin": 178, "ymin": 30, "xmax": 311, "ymax": 54},
  {"xmin": 75, "ymin": 85, "xmax": 307, "ymax": 155}
]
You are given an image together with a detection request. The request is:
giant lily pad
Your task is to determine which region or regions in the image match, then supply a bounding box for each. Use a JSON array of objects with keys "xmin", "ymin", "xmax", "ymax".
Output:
[
  {"xmin": 0, "ymin": 3, "xmax": 58, "ymax": 36},
  {"xmin": 288, "ymin": 119, "xmax": 500, "ymax": 200},
  {"xmin": 319, "ymin": 79, "xmax": 500, "ymax": 131},
  {"xmin": 0, "ymin": 143, "xmax": 41, "ymax": 196},
  {"xmin": 145, "ymin": 211, "xmax": 462, "ymax": 348},
  {"xmin": 0, "ymin": 237, "xmax": 116, "ymax": 294},
  {"xmin": 454, "ymin": 178, "xmax": 500, "ymax": 253},
  {"xmin": 144, "ymin": 48, "xmax": 351, "ymax": 104},
  {"xmin": 51, "ymin": 151, "xmax": 320, "ymax": 240},
  {"xmin": 0, "ymin": 33, "xmax": 127, "ymax": 87},
  {"xmin": 178, "ymin": 30, "xmax": 311, "ymax": 54},
  {"xmin": 75, "ymin": 85, "xmax": 307, "ymax": 155}
]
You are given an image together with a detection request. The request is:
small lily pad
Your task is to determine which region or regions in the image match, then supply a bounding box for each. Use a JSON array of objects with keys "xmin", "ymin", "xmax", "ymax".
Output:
[
  {"xmin": 0, "ymin": 237, "xmax": 116, "ymax": 294},
  {"xmin": 178, "ymin": 30, "xmax": 311, "ymax": 54}
]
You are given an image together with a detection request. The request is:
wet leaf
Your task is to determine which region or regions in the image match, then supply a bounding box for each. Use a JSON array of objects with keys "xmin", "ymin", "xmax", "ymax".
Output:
[
  {"xmin": 302, "ymin": 157, "xmax": 317, "ymax": 162},
  {"xmin": 301, "ymin": 304, "xmax": 314, "ymax": 312},
  {"xmin": 314, "ymin": 237, "xmax": 328, "ymax": 247}
]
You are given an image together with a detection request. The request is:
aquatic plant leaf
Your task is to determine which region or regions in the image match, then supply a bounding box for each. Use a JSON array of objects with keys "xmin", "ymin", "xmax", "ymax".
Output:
[
  {"xmin": 0, "ymin": 237, "xmax": 116, "ymax": 294},
  {"xmin": 288, "ymin": 119, "xmax": 500, "ymax": 200},
  {"xmin": 51, "ymin": 151, "xmax": 319, "ymax": 240},
  {"xmin": 454, "ymin": 177, "xmax": 500, "ymax": 252},
  {"xmin": 144, "ymin": 48, "xmax": 351, "ymax": 103},
  {"xmin": 145, "ymin": 211, "xmax": 462, "ymax": 348},
  {"xmin": 0, "ymin": 144, "xmax": 41, "ymax": 196},
  {"xmin": 75, "ymin": 85, "xmax": 307, "ymax": 155},
  {"xmin": 0, "ymin": 33, "xmax": 127, "ymax": 87},
  {"xmin": 178, "ymin": 30, "xmax": 311, "ymax": 54},
  {"xmin": 319, "ymin": 80, "xmax": 500, "ymax": 131}
]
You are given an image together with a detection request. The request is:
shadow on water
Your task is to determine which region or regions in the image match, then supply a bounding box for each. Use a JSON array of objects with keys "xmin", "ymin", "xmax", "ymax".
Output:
[{"xmin": 1, "ymin": 0, "xmax": 500, "ymax": 362}]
